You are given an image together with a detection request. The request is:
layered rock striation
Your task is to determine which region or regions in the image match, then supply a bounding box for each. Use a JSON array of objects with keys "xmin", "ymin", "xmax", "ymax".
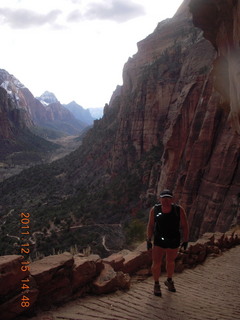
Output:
[
  {"xmin": 189, "ymin": 0, "xmax": 240, "ymax": 133},
  {"xmin": 0, "ymin": 0, "xmax": 239, "ymax": 254},
  {"xmin": 106, "ymin": 0, "xmax": 240, "ymax": 239},
  {"xmin": 0, "ymin": 70, "xmax": 33, "ymax": 142}
]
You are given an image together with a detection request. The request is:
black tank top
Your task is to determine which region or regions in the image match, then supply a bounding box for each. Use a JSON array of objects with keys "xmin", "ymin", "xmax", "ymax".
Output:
[{"xmin": 154, "ymin": 204, "xmax": 180, "ymax": 240}]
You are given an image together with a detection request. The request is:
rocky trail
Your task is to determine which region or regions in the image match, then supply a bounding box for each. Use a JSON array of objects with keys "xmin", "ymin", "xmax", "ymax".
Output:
[{"xmin": 19, "ymin": 246, "xmax": 240, "ymax": 320}]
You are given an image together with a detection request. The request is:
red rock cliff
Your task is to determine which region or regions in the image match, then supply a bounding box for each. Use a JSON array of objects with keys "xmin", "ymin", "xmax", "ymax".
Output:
[
  {"xmin": 189, "ymin": 0, "xmax": 240, "ymax": 133},
  {"xmin": 0, "ymin": 70, "xmax": 34, "ymax": 139},
  {"xmin": 0, "ymin": 0, "xmax": 239, "ymax": 250},
  {"xmin": 105, "ymin": 0, "xmax": 240, "ymax": 239}
]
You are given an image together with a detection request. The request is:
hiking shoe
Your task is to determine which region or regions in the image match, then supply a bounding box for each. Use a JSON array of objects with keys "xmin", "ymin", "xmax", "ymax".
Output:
[
  {"xmin": 154, "ymin": 283, "xmax": 162, "ymax": 296},
  {"xmin": 164, "ymin": 279, "xmax": 176, "ymax": 292}
]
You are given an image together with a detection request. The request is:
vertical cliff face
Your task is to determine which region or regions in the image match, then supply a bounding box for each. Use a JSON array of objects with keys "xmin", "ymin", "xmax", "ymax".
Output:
[
  {"xmin": 0, "ymin": 87, "xmax": 14, "ymax": 139},
  {"xmin": 0, "ymin": 1, "xmax": 239, "ymax": 251},
  {"xmin": 189, "ymin": 0, "xmax": 240, "ymax": 133},
  {"xmin": 104, "ymin": 0, "xmax": 239, "ymax": 239},
  {"xmin": 0, "ymin": 80, "xmax": 33, "ymax": 158},
  {"xmin": 0, "ymin": 69, "xmax": 34, "ymax": 136}
]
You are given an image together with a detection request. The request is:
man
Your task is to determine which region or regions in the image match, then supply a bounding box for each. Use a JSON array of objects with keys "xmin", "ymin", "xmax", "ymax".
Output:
[{"xmin": 146, "ymin": 189, "xmax": 189, "ymax": 296}]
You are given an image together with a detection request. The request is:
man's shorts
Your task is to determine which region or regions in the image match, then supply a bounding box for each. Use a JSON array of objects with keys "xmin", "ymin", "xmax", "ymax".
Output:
[{"xmin": 154, "ymin": 236, "xmax": 180, "ymax": 249}]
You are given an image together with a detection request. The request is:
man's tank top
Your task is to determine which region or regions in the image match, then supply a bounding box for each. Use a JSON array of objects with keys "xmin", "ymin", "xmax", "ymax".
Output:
[{"xmin": 154, "ymin": 204, "xmax": 180, "ymax": 240}]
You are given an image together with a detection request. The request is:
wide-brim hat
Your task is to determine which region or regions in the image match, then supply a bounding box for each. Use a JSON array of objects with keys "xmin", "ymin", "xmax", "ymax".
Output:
[{"xmin": 160, "ymin": 189, "xmax": 173, "ymax": 198}]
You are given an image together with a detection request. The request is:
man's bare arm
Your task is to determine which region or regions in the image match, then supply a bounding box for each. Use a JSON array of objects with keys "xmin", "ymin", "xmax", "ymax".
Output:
[{"xmin": 147, "ymin": 207, "xmax": 155, "ymax": 240}]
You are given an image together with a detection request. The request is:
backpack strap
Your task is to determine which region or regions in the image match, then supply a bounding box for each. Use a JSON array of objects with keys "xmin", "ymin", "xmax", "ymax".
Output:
[
  {"xmin": 155, "ymin": 203, "xmax": 180, "ymax": 218},
  {"xmin": 154, "ymin": 204, "xmax": 161, "ymax": 222}
]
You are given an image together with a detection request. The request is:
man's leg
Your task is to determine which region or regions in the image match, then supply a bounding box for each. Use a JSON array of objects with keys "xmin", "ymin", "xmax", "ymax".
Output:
[
  {"xmin": 165, "ymin": 248, "xmax": 179, "ymax": 292},
  {"xmin": 165, "ymin": 248, "xmax": 178, "ymax": 278},
  {"xmin": 152, "ymin": 246, "xmax": 165, "ymax": 281},
  {"xmin": 151, "ymin": 246, "xmax": 165, "ymax": 296}
]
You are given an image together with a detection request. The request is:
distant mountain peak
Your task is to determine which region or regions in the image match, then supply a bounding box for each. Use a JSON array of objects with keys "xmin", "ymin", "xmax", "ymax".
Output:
[
  {"xmin": 68, "ymin": 100, "xmax": 80, "ymax": 106},
  {"xmin": 64, "ymin": 101, "xmax": 94, "ymax": 125},
  {"xmin": 37, "ymin": 91, "xmax": 59, "ymax": 105}
]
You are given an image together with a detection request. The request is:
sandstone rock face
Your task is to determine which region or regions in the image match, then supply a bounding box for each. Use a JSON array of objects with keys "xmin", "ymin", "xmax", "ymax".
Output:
[
  {"xmin": 0, "ymin": 84, "xmax": 32, "ymax": 144},
  {"xmin": 189, "ymin": 0, "xmax": 240, "ymax": 133},
  {"xmin": 0, "ymin": 255, "xmax": 38, "ymax": 320},
  {"xmin": 105, "ymin": 0, "xmax": 240, "ymax": 240},
  {"xmin": 72, "ymin": 254, "xmax": 103, "ymax": 292},
  {"xmin": 103, "ymin": 253, "xmax": 125, "ymax": 271},
  {"xmin": 0, "ymin": 255, "xmax": 27, "ymax": 297},
  {"xmin": 30, "ymin": 252, "xmax": 74, "ymax": 306},
  {"xmin": 0, "ymin": 0, "xmax": 239, "ymax": 255},
  {"xmin": 92, "ymin": 263, "xmax": 130, "ymax": 295},
  {"xmin": 0, "ymin": 69, "xmax": 34, "ymax": 129},
  {"xmin": 122, "ymin": 250, "xmax": 151, "ymax": 275},
  {"xmin": 0, "ymin": 87, "xmax": 15, "ymax": 140}
]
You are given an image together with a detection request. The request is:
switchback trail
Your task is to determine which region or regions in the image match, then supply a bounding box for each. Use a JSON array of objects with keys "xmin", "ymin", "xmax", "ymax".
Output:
[{"xmin": 19, "ymin": 246, "xmax": 240, "ymax": 320}]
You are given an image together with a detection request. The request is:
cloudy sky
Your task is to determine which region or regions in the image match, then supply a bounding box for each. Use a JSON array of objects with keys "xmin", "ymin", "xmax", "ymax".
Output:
[{"xmin": 0, "ymin": 0, "xmax": 183, "ymax": 109}]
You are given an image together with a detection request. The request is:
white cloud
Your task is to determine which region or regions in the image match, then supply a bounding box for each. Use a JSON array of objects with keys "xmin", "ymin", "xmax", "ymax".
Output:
[
  {"xmin": 0, "ymin": 8, "xmax": 62, "ymax": 29},
  {"xmin": 67, "ymin": 9, "xmax": 83, "ymax": 23},
  {"xmin": 0, "ymin": 0, "xmax": 146, "ymax": 28},
  {"xmin": 0, "ymin": 0, "xmax": 184, "ymax": 109},
  {"xmin": 84, "ymin": 0, "xmax": 145, "ymax": 23}
]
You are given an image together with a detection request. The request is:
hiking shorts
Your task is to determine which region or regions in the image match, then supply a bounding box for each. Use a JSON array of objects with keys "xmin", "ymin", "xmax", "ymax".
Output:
[{"xmin": 154, "ymin": 236, "xmax": 180, "ymax": 249}]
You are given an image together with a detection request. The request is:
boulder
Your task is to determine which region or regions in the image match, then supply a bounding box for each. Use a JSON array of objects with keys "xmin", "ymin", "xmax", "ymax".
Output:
[
  {"xmin": 120, "ymin": 242, "xmax": 152, "ymax": 275},
  {"xmin": 0, "ymin": 256, "xmax": 38, "ymax": 320},
  {"xmin": 213, "ymin": 232, "xmax": 225, "ymax": 248},
  {"xmin": 122, "ymin": 251, "xmax": 149, "ymax": 275},
  {"xmin": 135, "ymin": 268, "xmax": 151, "ymax": 277},
  {"xmin": 0, "ymin": 255, "xmax": 27, "ymax": 299},
  {"xmin": 92, "ymin": 263, "xmax": 130, "ymax": 295},
  {"xmin": 196, "ymin": 246, "xmax": 207, "ymax": 263},
  {"xmin": 0, "ymin": 288, "xmax": 38, "ymax": 320},
  {"xmin": 188, "ymin": 242, "xmax": 206, "ymax": 254},
  {"xmin": 199, "ymin": 232, "xmax": 215, "ymax": 245},
  {"xmin": 30, "ymin": 252, "xmax": 74, "ymax": 305},
  {"xmin": 234, "ymin": 233, "xmax": 240, "ymax": 245},
  {"xmin": 72, "ymin": 254, "xmax": 103, "ymax": 292},
  {"xmin": 206, "ymin": 245, "xmax": 221, "ymax": 256},
  {"xmin": 87, "ymin": 254, "xmax": 104, "ymax": 274},
  {"xmin": 103, "ymin": 253, "xmax": 125, "ymax": 271},
  {"xmin": 174, "ymin": 259, "xmax": 185, "ymax": 273}
]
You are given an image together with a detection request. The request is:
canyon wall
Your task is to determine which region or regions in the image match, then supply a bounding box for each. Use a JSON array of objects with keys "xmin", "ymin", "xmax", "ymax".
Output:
[
  {"xmin": 0, "ymin": 0, "xmax": 239, "ymax": 255},
  {"xmin": 104, "ymin": 0, "xmax": 240, "ymax": 239},
  {"xmin": 0, "ymin": 69, "xmax": 87, "ymax": 140},
  {"xmin": 190, "ymin": 0, "xmax": 240, "ymax": 133},
  {"xmin": 0, "ymin": 70, "xmax": 33, "ymax": 142}
]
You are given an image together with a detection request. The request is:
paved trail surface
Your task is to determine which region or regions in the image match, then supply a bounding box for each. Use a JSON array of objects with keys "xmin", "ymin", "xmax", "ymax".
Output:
[{"xmin": 20, "ymin": 246, "xmax": 240, "ymax": 320}]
